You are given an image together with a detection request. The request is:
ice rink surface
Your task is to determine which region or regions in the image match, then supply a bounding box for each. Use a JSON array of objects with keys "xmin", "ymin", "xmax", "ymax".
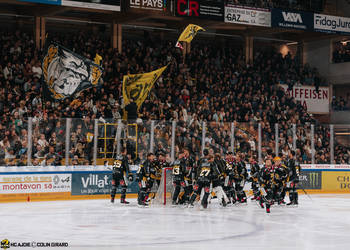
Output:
[{"xmin": 2, "ymin": 194, "xmax": 350, "ymax": 250}]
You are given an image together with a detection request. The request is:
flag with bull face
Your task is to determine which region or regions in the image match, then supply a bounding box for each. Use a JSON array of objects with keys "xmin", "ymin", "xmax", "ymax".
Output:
[{"xmin": 42, "ymin": 43, "xmax": 103, "ymax": 100}]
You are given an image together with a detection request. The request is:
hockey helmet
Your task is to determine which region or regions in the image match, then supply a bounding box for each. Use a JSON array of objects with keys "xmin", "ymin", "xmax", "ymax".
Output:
[{"xmin": 273, "ymin": 156, "xmax": 282, "ymax": 163}]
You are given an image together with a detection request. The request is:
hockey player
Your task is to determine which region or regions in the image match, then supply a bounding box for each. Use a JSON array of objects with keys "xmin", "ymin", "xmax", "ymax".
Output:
[
  {"xmin": 179, "ymin": 148, "xmax": 195, "ymax": 204},
  {"xmin": 110, "ymin": 149, "xmax": 133, "ymax": 204},
  {"xmin": 153, "ymin": 150, "xmax": 169, "ymax": 187},
  {"xmin": 286, "ymin": 151, "xmax": 300, "ymax": 205},
  {"xmin": 137, "ymin": 153, "xmax": 156, "ymax": 206},
  {"xmin": 171, "ymin": 151, "xmax": 186, "ymax": 205},
  {"xmin": 189, "ymin": 154, "xmax": 214, "ymax": 209},
  {"xmin": 272, "ymin": 156, "xmax": 289, "ymax": 205},
  {"xmin": 211, "ymin": 153, "xmax": 229, "ymax": 206},
  {"xmin": 259, "ymin": 158, "xmax": 274, "ymax": 213},
  {"xmin": 223, "ymin": 152, "xmax": 237, "ymax": 204},
  {"xmin": 234, "ymin": 153, "xmax": 248, "ymax": 203},
  {"xmin": 249, "ymin": 155, "xmax": 261, "ymax": 200}
]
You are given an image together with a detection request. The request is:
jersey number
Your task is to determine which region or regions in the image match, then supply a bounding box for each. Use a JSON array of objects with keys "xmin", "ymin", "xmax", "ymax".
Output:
[
  {"xmin": 200, "ymin": 168, "xmax": 210, "ymax": 177},
  {"xmin": 173, "ymin": 166, "xmax": 180, "ymax": 175},
  {"xmin": 113, "ymin": 161, "xmax": 122, "ymax": 170}
]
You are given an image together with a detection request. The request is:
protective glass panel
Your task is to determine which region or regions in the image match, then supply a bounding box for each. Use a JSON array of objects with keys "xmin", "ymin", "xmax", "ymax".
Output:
[
  {"xmin": 135, "ymin": 120, "xmax": 151, "ymax": 164},
  {"xmin": 296, "ymin": 124, "xmax": 312, "ymax": 164},
  {"xmin": 0, "ymin": 117, "xmax": 28, "ymax": 166},
  {"xmin": 206, "ymin": 121, "xmax": 231, "ymax": 155},
  {"xmin": 153, "ymin": 120, "xmax": 172, "ymax": 162},
  {"xmin": 70, "ymin": 117, "xmax": 95, "ymax": 166},
  {"xmin": 175, "ymin": 118, "xmax": 202, "ymax": 161},
  {"xmin": 97, "ymin": 118, "xmax": 118, "ymax": 162},
  {"xmin": 31, "ymin": 117, "xmax": 65, "ymax": 166},
  {"xmin": 314, "ymin": 124, "xmax": 330, "ymax": 164},
  {"xmin": 235, "ymin": 122, "xmax": 259, "ymax": 160},
  {"xmin": 277, "ymin": 121, "xmax": 294, "ymax": 163},
  {"xmin": 334, "ymin": 125, "xmax": 350, "ymax": 164}
]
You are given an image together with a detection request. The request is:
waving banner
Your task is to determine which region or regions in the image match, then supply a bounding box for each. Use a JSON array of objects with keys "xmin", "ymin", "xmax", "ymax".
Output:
[
  {"xmin": 176, "ymin": 24, "xmax": 205, "ymax": 49},
  {"xmin": 122, "ymin": 65, "xmax": 168, "ymax": 109},
  {"xmin": 42, "ymin": 44, "xmax": 103, "ymax": 100}
]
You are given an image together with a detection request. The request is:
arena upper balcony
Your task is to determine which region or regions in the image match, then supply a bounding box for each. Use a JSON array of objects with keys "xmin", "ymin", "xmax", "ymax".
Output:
[{"xmin": 0, "ymin": 0, "xmax": 342, "ymax": 50}]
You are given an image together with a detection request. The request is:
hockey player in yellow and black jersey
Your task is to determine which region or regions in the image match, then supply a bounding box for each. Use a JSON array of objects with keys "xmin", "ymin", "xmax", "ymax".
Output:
[
  {"xmin": 249, "ymin": 155, "xmax": 261, "ymax": 200},
  {"xmin": 212, "ymin": 153, "xmax": 230, "ymax": 206},
  {"xmin": 171, "ymin": 148, "xmax": 196, "ymax": 205},
  {"xmin": 272, "ymin": 156, "xmax": 289, "ymax": 205},
  {"xmin": 223, "ymin": 152, "xmax": 237, "ymax": 204},
  {"xmin": 153, "ymin": 151, "xmax": 169, "ymax": 187},
  {"xmin": 286, "ymin": 151, "xmax": 301, "ymax": 205},
  {"xmin": 189, "ymin": 154, "xmax": 215, "ymax": 209},
  {"xmin": 180, "ymin": 148, "xmax": 196, "ymax": 204},
  {"xmin": 233, "ymin": 153, "xmax": 248, "ymax": 203},
  {"xmin": 171, "ymin": 151, "xmax": 186, "ymax": 205},
  {"xmin": 137, "ymin": 153, "xmax": 156, "ymax": 206},
  {"xmin": 258, "ymin": 159, "xmax": 274, "ymax": 213},
  {"xmin": 110, "ymin": 149, "xmax": 133, "ymax": 204}
]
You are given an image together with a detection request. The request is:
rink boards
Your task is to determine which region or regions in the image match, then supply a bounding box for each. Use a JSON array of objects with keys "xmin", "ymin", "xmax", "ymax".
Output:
[{"xmin": 0, "ymin": 164, "xmax": 349, "ymax": 202}]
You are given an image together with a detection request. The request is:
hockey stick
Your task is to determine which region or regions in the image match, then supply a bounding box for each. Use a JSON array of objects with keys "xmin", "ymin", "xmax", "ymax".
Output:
[{"xmin": 298, "ymin": 183, "xmax": 313, "ymax": 201}]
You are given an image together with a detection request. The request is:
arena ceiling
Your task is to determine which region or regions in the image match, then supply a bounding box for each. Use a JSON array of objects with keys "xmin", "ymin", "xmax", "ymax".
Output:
[{"xmin": 0, "ymin": 0, "xmax": 343, "ymax": 43}]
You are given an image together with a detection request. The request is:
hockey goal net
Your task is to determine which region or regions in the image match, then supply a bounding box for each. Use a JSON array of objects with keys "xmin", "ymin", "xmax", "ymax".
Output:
[{"xmin": 152, "ymin": 167, "xmax": 174, "ymax": 206}]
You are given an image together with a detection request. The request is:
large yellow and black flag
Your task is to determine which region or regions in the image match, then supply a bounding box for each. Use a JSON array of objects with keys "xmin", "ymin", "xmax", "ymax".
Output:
[
  {"xmin": 176, "ymin": 24, "xmax": 205, "ymax": 49},
  {"xmin": 122, "ymin": 65, "xmax": 168, "ymax": 110},
  {"xmin": 42, "ymin": 43, "xmax": 103, "ymax": 100}
]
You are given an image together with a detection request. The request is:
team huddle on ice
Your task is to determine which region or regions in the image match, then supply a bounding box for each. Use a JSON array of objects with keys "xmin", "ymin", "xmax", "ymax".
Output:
[{"xmin": 110, "ymin": 148, "xmax": 301, "ymax": 213}]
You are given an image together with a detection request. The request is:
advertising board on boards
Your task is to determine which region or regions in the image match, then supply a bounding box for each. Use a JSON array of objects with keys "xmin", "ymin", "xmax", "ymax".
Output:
[{"xmin": 0, "ymin": 174, "xmax": 71, "ymax": 194}]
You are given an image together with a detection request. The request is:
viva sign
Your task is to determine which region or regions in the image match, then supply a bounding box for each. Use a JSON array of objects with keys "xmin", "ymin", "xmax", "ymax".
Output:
[
  {"xmin": 282, "ymin": 12, "xmax": 302, "ymax": 23},
  {"xmin": 271, "ymin": 8, "xmax": 313, "ymax": 30}
]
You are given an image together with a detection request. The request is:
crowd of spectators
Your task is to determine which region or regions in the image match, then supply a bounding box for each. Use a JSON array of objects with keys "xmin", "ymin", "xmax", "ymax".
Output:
[
  {"xmin": 332, "ymin": 96, "xmax": 349, "ymax": 111},
  {"xmin": 225, "ymin": 0, "xmax": 324, "ymax": 12},
  {"xmin": 0, "ymin": 28, "xmax": 346, "ymax": 167},
  {"xmin": 333, "ymin": 43, "xmax": 350, "ymax": 63}
]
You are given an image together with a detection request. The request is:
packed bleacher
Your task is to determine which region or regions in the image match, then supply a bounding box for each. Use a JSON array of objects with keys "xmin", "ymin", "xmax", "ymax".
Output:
[
  {"xmin": 332, "ymin": 96, "xmax": 349, "ymax": 111},
  {"xmin": 0, "ymin": 28, "xmax": 344, "ymax": 167},
  {"xmin": 333, "ymin": 43, "xmax": 350, "ymax": 63}
]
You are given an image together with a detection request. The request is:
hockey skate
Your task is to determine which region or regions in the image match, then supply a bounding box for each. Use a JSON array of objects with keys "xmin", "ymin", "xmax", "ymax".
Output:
[
  {"xmin": 278, "ymin": 200, "xmax": 286, "ymax": 206},
  {"xmin": 188, "ymin": 202, "xmax": 194, "ymax": 208},
  {"xmin": 221, "ymin": 198, "xmax": 227, "ymax": 207},
  {"xmin": 240, "ymin": 198, "xmax": 247, "ymax": 204},
  {"xmin": 251, "ymin": 196, "xmax": 258, "ymax": 200},
  {"xmin": 137, "ymin": 201, "xmax": 148, "ymax": 207},
  {"xmin": 259, "ymin": 198, "xmax": 264, "ymax": 208},
  {"xmin": 120, "ymin": 198, "xmax": 130, "ymax": 204}
]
